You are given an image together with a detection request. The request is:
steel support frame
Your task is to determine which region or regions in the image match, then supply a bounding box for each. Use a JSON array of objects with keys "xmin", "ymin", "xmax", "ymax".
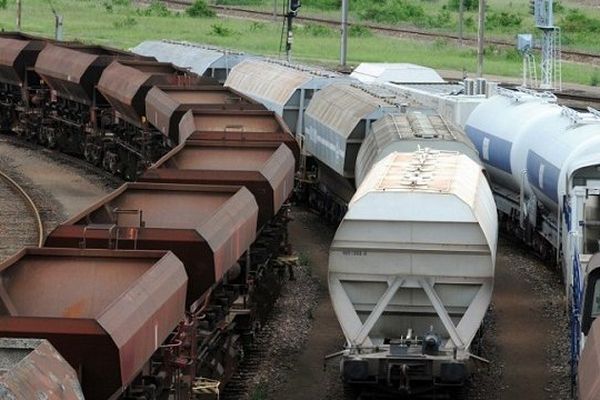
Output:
[{"xmin": 330, "ymin": 273, "xmax": 493, "ymax": 350}]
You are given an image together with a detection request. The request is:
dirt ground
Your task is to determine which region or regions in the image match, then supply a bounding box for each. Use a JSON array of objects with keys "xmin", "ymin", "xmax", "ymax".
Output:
[
  {"xmin": 254, "ymin": 209, "xmax": 570, "ymax": 400},
  {"xmin": 0, "ymin": 136, "xmax": 116, "ymax": 260}
]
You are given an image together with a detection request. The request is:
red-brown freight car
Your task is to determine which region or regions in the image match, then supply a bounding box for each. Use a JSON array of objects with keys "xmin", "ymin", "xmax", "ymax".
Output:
[
  {"xmin": 44, "ymin": 182, "xmax": 258, "ymax": 305},
  {"xmin": 0, "ymin": 32, "xmax": 52, "ymax": 134},
  {"xmin": 144, "ymin": 85, "xmax": 264, "ymax": 145},
  {"xmin": 95, "ymin": 59, "xmax": 207, "ymax": 176},
  {"xmin": 140, "ymin": 140, "xmax": 295, "ymax": 229},
  {"xmin": 0, "ymin": 247, "xmax": 187, "ymax": 400},
  {"xmin": 0, "ymin": 338, "xmax": 85, "ymax": 400}
]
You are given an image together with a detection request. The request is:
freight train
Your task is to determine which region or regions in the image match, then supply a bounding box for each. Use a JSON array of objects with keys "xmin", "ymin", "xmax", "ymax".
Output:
[
  {"xmin": 0, "ymin": 32, "xmax": 299, "ymax": 400},
  {"xmin": 463, "ymin": 89, "xmax": 600, "ymax": 391},
  {"xmin": 221, "ymin": 56, "xmax": 499, "ymax": 395},
  {"xmin": 127, "ymin": 45, "xmax": 501, "ymax": 396},
  {"xmin": 124, "ymin": 39, "xmax": 600, "ymax": 398},
  {"xmin": 351, "ymin": 62, "xmax": 600, "ymax": 397},
  {"xmin": 0, "ymin": 34, "xmax": 502, "ymax": 400}
]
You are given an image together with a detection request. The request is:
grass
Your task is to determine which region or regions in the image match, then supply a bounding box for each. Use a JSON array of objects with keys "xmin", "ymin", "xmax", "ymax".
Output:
[
  {"xmin": 216, "ymin": 0, "xmax": 600, "ymax": 52},
  {"xmin": 0, "ymin": 0, "xmax": 599, "ymax": 85},
  {"xmin": 297, "ymin": 251, "xmax": 311, "ymax": 267}
]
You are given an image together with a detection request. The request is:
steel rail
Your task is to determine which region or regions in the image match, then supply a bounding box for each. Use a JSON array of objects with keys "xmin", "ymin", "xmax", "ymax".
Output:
[{"xmin": 0, "ymin": 169, "xmax": 44, "ymax": 247}]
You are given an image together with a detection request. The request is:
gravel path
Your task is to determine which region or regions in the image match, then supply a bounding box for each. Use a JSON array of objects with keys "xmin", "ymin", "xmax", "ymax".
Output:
[
  {"xmin": 0, "ymin": 135, "xmax": 118, "ymax": 261},
  {"xmin": 234, "ymin": 208, "xmax": 571, "ymax": 399},
  {"xmin": 469, "ymin": 238, "xmax": 570, "ymax": 400}
]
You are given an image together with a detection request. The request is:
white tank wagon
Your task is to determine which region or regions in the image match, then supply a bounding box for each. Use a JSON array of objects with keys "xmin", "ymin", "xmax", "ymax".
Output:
[
  {"xmin": 464, "ymin": 88, "xmax": 600, "ymax": 381},
  {"xmin": 224, "ymin": 58, "xmax": 347, "ymax": 135},
  {"xmin": 355, "ymin": 112, "xmax": 480, "ymax": 185},
  {"xmin": 131, "ymin": 40, "xmax": 248, "ymax": 83},
  {"xmin": 329, "ymin": 150, "xmax": 497, "ymax": 393}
]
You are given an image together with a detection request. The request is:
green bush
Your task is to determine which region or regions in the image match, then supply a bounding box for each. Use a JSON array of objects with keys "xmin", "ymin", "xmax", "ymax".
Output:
[
  {"xmin": 0, "ymin": 0, "xmax": 7, "ymax": 10},
  {"xmin": 423, "ymin": 9, "xmax": 452, "ymax": 28},
  {"xmin": 591, "ymin": 70, "xmax": 600, "ymax": 87},
  {"xmin": 504, "ymin": 48, "xmax": 521, "ymax": 61},
  {"xmin": 137, "ymin": 0, "xmax": 171, "ymax": 17},
  {"xmin": 249, "ymin": 21, "xmax": 266, "ymax": 31},
  {"xmin": 433, "ymin": 38, "xmax": 449, "ymax": 49},
  {"xmin": 553, "ymin": 0, "xmax": 564, "ymax": 13},
  {"xmin": 302, "ymin": 23, "xmax": 333, "ymax": 36},
  {"xmin": 447, "ymin": 0, "xmax": 478, "ymax": 12},
  {"xmin": 465, "ymin": 15, "xmax": 475, "ymax": 28},
  {"xmin": 349, "ymin": 24, "xmax": 372, "ymax": 37},
  {"xmin": 113, "ymin": 16, "xmax": 137, "ymax": 28},
  {"xmin": 562, "ymin": 9, "xmax": 600, "ymax": 33},
  {"xmin": 209, "ymin": 23, "xmax": 236, "ymax": 36},
  {"xmin": 358, "ymin": 0, "xmax": 426, "ymax": 24},
  {"xmin": 186, "ymin": 0, "xmax": 215, "ymax": 17},
  {"xmin": 303, "ymin": 0, "xmax": 341, "ymax": 10},
  {"xmin": 215, "ymin": 0, "xmax": 264, "ymax": 5},
  {"xmin": 486, "ymin": 11, "xmax": 522, "ymax": 30}
]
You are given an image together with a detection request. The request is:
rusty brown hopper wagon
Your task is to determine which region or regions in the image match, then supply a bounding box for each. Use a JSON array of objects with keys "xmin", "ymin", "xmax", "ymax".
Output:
[
  {"xmin": 0, "ymin": 32, "xmax": 50, "ymax": 87},
  {"xmin": 0, "ymin": 338, "xmax": 85, "ymax": 400},
  {"xmin": 144, "ymin": 85, "xmax": 264, "ymax": 144},
  {"xmin": 140, "ymin": 140, "xmax": 295, "ymax": 229},
  {"xmin": 177, "ymin": 109, "xmax": 300, "ymax": 165},
  {"xmin": 96, "ymin": 60, "xmax": 211, "ymax": 129},
  {"xmin": 0, "ymin": 247, "xmax": 187, "ymax": 400},
  {"xmin": 34, "ymin": 43, "xmax": 139, "ymax": 106},
  {"xmin": 45, "ymin": 182, "xmax": 258, "ymax": 304}
]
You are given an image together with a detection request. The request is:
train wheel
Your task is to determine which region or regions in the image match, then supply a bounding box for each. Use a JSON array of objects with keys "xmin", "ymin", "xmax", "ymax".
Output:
[
  {"xmin": 102, "ymin": 151, "xmax": 119, "ymax": 175},
  {"xmin": 84, "ymin": 143, "xmax": 102, "ymax": 166},
  {"xmin": 45, "ymin": 129, "xmax": 57, "ymax": 149}
]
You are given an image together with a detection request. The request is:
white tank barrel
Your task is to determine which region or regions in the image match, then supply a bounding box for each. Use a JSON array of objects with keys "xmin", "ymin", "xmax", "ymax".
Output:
[{"xmin": 465, "ymin": 91, "xmax": 600, "ymax": 213}]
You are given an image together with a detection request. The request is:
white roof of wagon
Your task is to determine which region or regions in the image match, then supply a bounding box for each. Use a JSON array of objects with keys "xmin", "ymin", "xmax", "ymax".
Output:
[
  {"xmin": 351, "ymin": 150, "xmax": 479, "ymax": 210},
  {"xmin": 348, "ymin": 150, "xmax": 497, "ymax": 252},
  {"xmin": 351, "ymin": 63, "xmax": 445, "ymax": 84},
  {"xmin": 354, "ymin": 113, "xmax": 479, "ymax": 185},
  {"xmin": 225, "ymin": 59, "xmax": 315, "ymax": 107},
  {"xmin": 132, "ymin": 40, "xmax": 244, "ymax": 75},
  {"xmin": 305, "ymin": 83, "xmax": 394, "ymax": 139}
]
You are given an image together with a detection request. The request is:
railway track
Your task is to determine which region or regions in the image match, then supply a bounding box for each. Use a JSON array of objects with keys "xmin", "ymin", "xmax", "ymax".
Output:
[
  {"xmin": 0, "ymin": 134, "xmax": 121, "ymax": 262},
  {"xmin": 0, "ymin": 134, "xmax": 123, "ymax": 188},
  {"xmin": 162, "ymin": 0, "xmax": 600, "ymax": 65},
  {"xmin": 0, "ymin": 163, "xmax": 43, "ymax": 260}
]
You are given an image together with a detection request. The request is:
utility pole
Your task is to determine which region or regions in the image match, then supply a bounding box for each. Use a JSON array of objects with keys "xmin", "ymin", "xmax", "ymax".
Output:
[
  {"xmin": 285, "ymin": 0, "xmax": 301, "ymax": 62},
  {"xmin": 340, "ymin": 0, "xmax": 349, "ymax": 67},
  {"xmin": 16, "ymin": 0, "xmax": 22, "ymax": 31},
  {"xmin": 273, "ymin": 0, "xmax": 277, "ymax": 20},
  {"xmin": 54, "ymin": 14, "xmax": 63, "ymax": 41},
  {"xmin": 459, "ymin": 0, "xmax": 464, "ymax": 46},
  {"xmin": 477, "ymin": 0, "xmax": 485, "ymax": 77},
  {"xmin": 47, "ymin": 0, "xmax": 63, "ymax": 41}
]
